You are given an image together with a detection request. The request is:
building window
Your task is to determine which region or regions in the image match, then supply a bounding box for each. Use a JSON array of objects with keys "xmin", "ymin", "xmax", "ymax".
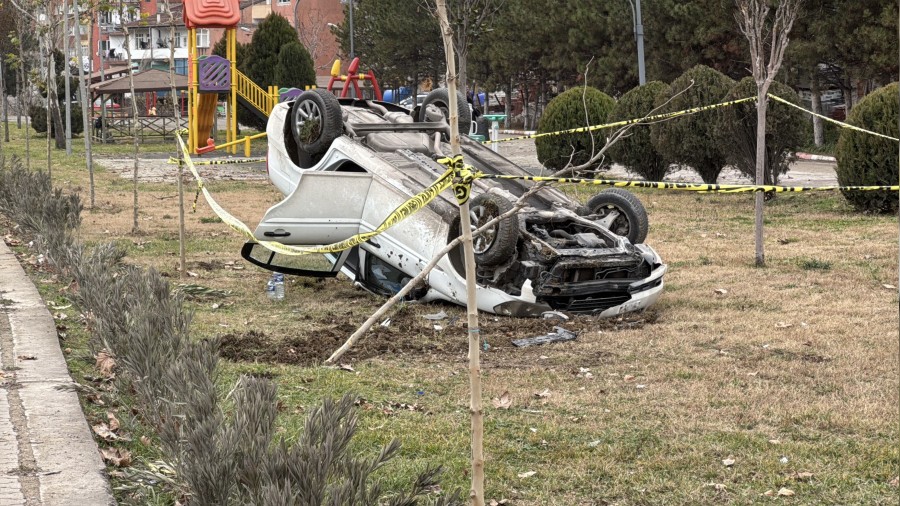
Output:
[
  {"xmin": 277, "ymin": 0, "xmax": 290, "ymax": 4},
  {"xmin": 196, "ymin": 29, "xmax": 210, "ymax": 48},
  {"xmin": 135, "ymin": 32, "xmax": 150, "ymax": 50},
  {"xmin": 99, "ymin": 40, "xmax": 111, "ymax": 53},
  {"xmin": 175, "ymin": 59, "xmax": 188, "ymax": 75}
]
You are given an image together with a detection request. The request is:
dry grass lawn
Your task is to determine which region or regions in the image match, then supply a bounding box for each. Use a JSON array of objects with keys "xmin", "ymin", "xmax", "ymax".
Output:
[{"xmin": 2, "ymin": 127, "xmax": 898, "ymax": 505}]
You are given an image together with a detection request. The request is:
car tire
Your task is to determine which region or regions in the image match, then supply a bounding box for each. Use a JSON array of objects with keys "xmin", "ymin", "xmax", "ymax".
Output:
[
  {"xmin": 585, "ymin": 188, "xmax": 649, "ymax": 244},
  {"xmin": 418, "ymin": 88, "xmax": 472, "ymax": 137},
  {"xmin": 468, "ymin": 192, "xmax": 518, "ymax": 266},
  {"xmin": 291, "ymin": 89, "xmax": 343, "ymax": 157}
]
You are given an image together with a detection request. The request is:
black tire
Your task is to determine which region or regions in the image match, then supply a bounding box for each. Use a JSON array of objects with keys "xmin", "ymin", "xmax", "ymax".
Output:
[
  {"xmin": 467, "ymin": 192, "xmax": 518, "ymax": 266},
  {"xmin": 291, "ymin": 89, "xmax": 343, "ymax": 157},
  {"xmin": 585, "ymin": 188, "xmax": 649, "ymax": 244},
  {"xmin": 418, "ymin": 88, "xmax": 472, "ymax": 137}
]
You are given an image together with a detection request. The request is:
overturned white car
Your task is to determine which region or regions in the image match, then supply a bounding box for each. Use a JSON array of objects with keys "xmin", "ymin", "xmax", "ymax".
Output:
[{"xmin": 243, "ymin": 89, "xmax": 666, "ymax": 317}]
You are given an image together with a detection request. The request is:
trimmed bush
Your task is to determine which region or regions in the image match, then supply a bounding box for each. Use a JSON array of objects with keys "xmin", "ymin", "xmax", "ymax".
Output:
[
  {"xmin": 650, "ymin": 65, "xmax": 735, "ymax": 183},
  {"xmin": 835, "ymin": 82, "xmax": 899, "ymax": 213},
  {"xmin": 535, "ymin": 86, "xmax": 615, "ymax": 172},
  {"xmin": 274, "ymin": 41, "xmax": 316, "ymax": 90},
  {"xmin": 608, "ymin": 81, "xmax": 672, "ymax": 181},
  {"xmin": 720, "ymin": 77, "xmax": 805, "ymax": 185},
  {"xmin": 29, "ymin": 103, "xmax": 84, "ymax": 136}
]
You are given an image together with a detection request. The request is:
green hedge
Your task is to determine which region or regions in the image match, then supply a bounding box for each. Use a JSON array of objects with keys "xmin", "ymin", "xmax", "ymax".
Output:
[
  {"xmin": 535, "ymin": 86, "xmax": 615, "ymax": 172},
  {"xmin": 608, "ymin": 81, "xmax": 671, "ymax": 181},
  {"xmin": 835, "ymin": 82, "xmax": 899, "ymax": 213}
]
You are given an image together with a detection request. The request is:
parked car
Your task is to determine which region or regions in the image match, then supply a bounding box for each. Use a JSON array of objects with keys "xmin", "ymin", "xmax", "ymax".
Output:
[{"xmin": 243, "ymin": 88, "xmax": 666, "ymax": 317}]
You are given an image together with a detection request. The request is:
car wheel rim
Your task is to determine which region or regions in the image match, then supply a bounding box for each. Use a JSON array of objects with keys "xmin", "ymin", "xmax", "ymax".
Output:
[
  {"xmin": 596, "ymin": 205, "xmax": 629, "ymax": 237},
  {"xmin": 295, "ymin": 100, "xmax": 323, "ymax": 143},
  {"xmin": 470, "ymin": 203, "xmax": 498, "ymax": 254}
]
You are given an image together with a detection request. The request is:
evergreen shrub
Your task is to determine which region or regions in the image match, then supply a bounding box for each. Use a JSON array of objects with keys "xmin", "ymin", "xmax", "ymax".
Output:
[
  {"xmin": 535, "ymin": 86, "xmax": 615, "ymax": 172},
  {"xmin": 835, "ymin": 82, "xmax": 899, "ymax": 213}
]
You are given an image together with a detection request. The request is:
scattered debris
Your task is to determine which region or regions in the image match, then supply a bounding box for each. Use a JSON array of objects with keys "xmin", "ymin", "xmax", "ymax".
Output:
[
  {"xmin": 511, "ymin": 326, "xmax": 576, "ymax": 347},
  {"xmin": 792, "ymin": 472, "xmax": 814, "ymax": 481},
  {"xmin": 17, "ymin": 355, "xmax": 36, "ymax": 361},
  {"xmin": 714, "ymin": 288, "xmax": 728, "ymax": 296},
  {"xmin": 517, "ymin": 471, "xmax": 536, "ymax": 479},
  {"xmin": 722, "ymin": 457, "xmax": 735, "ymax": 467},
  {"xmin": 705, "ymin": 483, "xmax": 727, "ymax": 491},
  {"xmin": 380, "ymin": 318, "xmax": 391, "ymax": 327},
  {"xmin": 338, "ymin": 363, "xmax": 355, "ymax": 373},
  {"xmin": 422, "ymin": 311, "xmax": 448, "ymax": 321},
  {"xmin": 883, "ymin": 284, "xmax": 897, "ymax": 290},
  {"xmin": 776, "ymin": 487, "xmax": 795, "ymax": 497},
  {"xmin": 173, "ymin": 284, "xmax": 230, "ymax": 300},
  {"xmin": 779, "ymin": 456, "xmax": 789, "ymax": 464},
  {"xmin": 775, "ymin": 322, "xmax": 793, "ymax": 329},
  {"xmin": 541, "ymin": 310, "xmax": 569, "ymax": 321},
  {"xmin": 533, "ymin": 389, "xmax": 551, "ymax": 398}
]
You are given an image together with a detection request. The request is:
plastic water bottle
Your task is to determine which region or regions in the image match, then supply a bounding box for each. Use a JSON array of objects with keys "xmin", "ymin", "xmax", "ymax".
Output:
[{"xmin": 266, "ymin": 272, "xmax": 285, "ymax": 301}]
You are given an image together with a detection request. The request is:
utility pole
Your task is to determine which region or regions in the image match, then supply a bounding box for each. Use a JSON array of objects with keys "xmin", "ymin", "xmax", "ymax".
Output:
[{"xmin": 627, "ymin": 0, "xmax": 646, "ymax": 85}]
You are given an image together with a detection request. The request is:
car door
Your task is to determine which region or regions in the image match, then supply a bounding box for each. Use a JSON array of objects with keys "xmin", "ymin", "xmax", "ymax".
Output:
[{"xmin": 252, "ymin": 171, "xmax": 374, "ymax": 245}]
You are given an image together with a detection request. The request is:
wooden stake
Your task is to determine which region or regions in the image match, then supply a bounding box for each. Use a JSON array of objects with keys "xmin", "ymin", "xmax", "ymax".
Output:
[{"xmin": 435, "ymin": 2, "xmax": 484, "ymax": 504}]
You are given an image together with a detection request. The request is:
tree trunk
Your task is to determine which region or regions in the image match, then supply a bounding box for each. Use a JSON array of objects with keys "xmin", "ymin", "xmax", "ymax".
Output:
[
  {"xmin": 504, "ymin": 78, "xmax": 511, "ymax": 128},
  {"xmin": 47, "ymin": 50, "xmax": 66, "ymax": 150},
  {"xmin": 168, "ymin": 2, "xmax": 186, "ymax": 275},
  {"xmin": 63, "ymin": 0, "xmax": 72, "ymax": 155},
  {"xmin": 810, "ymin": 70, "xmax": 823, "ymax": 147},
  {"xmin": 121, "ymin": 6, "xmax": 140, "ymax": 233},
  {"xmin": 0, "ymin": 56, "xmax": 8, "ymax": 147},
  {"xmin": 754, "ymin": 88, "xmax": 768, "ymax": 267},
  {"xmin": 74, "ymin": 0, "xmax": 95, "ymax": 207},
  {"xmin": 435, "ymin": 3, "xmax": 484, "ymax": 505},
  {"xmin": 458, "ymin": 48, "xmax": 468, "ymax": 96},
  {"xmin": 46, "ymin": 46, "xmax": 52, "ymax": 177}
]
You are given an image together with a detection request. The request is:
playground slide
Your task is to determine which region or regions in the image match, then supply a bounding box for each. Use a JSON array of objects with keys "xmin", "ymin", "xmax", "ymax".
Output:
[{"xmin": 196, "ymin": 94, "xmax": 217, "ymax": 145}]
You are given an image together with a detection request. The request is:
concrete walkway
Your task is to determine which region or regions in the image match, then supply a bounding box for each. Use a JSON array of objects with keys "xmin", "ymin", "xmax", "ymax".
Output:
[{"xmin": 0, "ymin": 242, "xmax": 113, "ymax": 505}]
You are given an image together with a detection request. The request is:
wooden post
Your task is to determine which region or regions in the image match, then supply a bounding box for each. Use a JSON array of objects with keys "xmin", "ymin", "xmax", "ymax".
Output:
[{"xmin": 435, "ymin": 2, "xmax": 484, "ymax": 504}]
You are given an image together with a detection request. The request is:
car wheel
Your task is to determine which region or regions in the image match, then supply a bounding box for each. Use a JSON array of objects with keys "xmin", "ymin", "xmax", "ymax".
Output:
[
  {"xmin": 468, "ymin": 192, "xmax": 518, "ymax": 266},
  {"xmin": 291, "ymin": 89, "xmax": 343, "ymax": 157},
  {"xmin": 418, "ymin": 88, "xmax": 472, "ymax": 137},
  {"xmin": 585, "ymin": 188, "xmax": 649, "ymax": 244}
]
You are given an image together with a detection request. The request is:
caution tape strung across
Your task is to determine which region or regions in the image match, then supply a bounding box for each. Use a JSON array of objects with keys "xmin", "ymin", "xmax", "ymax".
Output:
[
  {"xmin": 767, "ymin": 94, "xmax": 900, "ymax": 142},
  {"xmin": 175, "ymin": 133, "xmax": 454, "ymax": 256},
  {"xmin": 167, "ymin": 156, "xmax": 267, "ymax": 165},
  {"xmin": 476, "ymin": 173, "xmax": 900, "ymax": 192},
  {"xmin": 483, "ymin": 96, "xmax": 757, "ymax": 144},
  {"xmin": 485, "ymin": 93, "xmax": 900, "ymax": 145}
]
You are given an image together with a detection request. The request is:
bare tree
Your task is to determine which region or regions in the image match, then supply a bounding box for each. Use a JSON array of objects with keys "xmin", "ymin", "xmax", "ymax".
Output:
[
  {"xmin": 119, "ymin": 0, "xmax": 140, "ymax": 233},
  {"xmin": 74, "ymin": 0, "xmax": 94, "ymax": 207},
  {"xmin": 423, "ymin": 0, "xmax": 504, "ymax": 94},
  {"xmin": 734, "ymin": 0, "xmax": 801, "ymax": 267}
]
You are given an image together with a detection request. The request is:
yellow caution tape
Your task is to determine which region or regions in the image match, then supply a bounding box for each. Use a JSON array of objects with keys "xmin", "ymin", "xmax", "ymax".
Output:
[
  {"xmin": 767, "ymin": 94, "xmax": 900, "ymax": 142},
  {"xmin": 175, "ymin": 133, "xmax": 454, "ymax": 256},
  {"xmin": 437, "ymin": 155, "xmax": 476, "ymax": 205},
  {"xmin": 484, "ymin": 96, "xmax": 757, "ymax": 144},
  {"xmin": 478, "ymin": 174, "xmax": 900, "ymax": 192},
  {"xmin": 167, "ymin": 156, "xmax": 266, "ymax": 165}
]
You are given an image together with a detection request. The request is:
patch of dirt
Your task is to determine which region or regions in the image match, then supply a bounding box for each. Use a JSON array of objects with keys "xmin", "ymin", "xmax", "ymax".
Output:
[{"xmin": 216, "ymin": 309, "xmax": 657, "ymax": 367}]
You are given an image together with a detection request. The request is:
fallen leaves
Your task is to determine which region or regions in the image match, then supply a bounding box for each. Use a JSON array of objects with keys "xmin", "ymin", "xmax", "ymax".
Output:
[
  {"xmin": 488, "ymin": 500, "xmax": 509, "ymax": 506},
  {"xmin": 491, "ymin": 391, "xmax": 512, "ymax": 410},
  {"xmin": 107, "ymin": 412, "xmax": 120, "ymax": 432},
  {"xmin": 722, "ymin": 457, "xmax": 735, "ymax": 467},
  {"xmin": 533, "ymin": 389, "xmax": 551, "ymax": 398},
  {"xmin": 95, "ymin": 351, "xmax": 116, "ymax": 378},
  {"xmin": 714, "ymin": 288, "xmax": 728, "ymax": 296},
  {"xmin": 775, "ymin": 322, "xmax": 793, "ymax": 329},
  {"xmin": 882, "ymin": 284, "xmax": 897, "ymax": 290},
  {"xmin": 99, "ymin": 447, "xmax": 132, "ymax": 467},
  {"xmin": 517, "ymin": 470, "xmax": 536, "ymax": 479},
  {"xmin": 17, "ymin": 354, "xmax": 36, "ymax": 361}
]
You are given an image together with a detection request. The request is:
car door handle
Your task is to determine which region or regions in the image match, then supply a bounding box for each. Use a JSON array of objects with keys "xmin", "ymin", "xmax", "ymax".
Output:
[{"xmin": 263, "ymin": 230, "xmax": 291, "ymax": 237}]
